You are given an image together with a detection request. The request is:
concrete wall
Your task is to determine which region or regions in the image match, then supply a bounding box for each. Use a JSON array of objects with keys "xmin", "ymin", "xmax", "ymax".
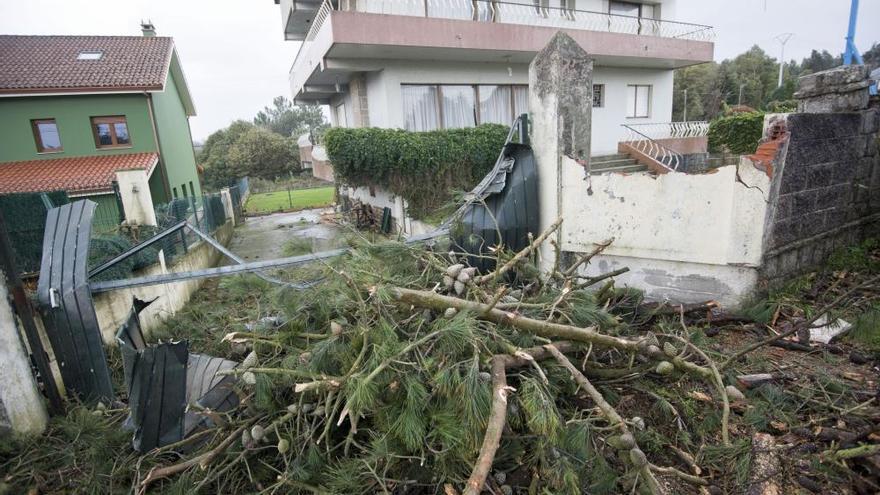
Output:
[
  {"xmin": 571, "ymin": 160, "xmax": 770, "ymax": 306},
  {"xmin": 353, "ymin": 59, "xmax": 672, "ymax": 154},
  {"xmin": 93, "ymin": 220, "xmax": 234, "ymax": 344},
  {"xmin": 115, "ymin": 168, "xmax": 158, "ymax": 226},
  {"xmin": 0, "ymin": 271, "xmax": 48, "ymax": 436}
]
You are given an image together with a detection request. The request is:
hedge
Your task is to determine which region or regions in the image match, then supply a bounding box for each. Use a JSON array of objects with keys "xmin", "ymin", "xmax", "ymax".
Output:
[
  {"xmin": 324, "ymin": 124, "xmax": 509, "ymax": 219},
  {"xmin": 707, "ymin": 112, "xmax": 765, "ymax": 155}
]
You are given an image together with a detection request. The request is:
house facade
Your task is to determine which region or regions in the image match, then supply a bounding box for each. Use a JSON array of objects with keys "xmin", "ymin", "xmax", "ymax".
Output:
[
  {"xmin": 0, "ymin": 25, "xmax": 201, "ymax": 230},
  {"xmin": 275, "ymin": 0, "xmax": 714, "ymax": 155}
]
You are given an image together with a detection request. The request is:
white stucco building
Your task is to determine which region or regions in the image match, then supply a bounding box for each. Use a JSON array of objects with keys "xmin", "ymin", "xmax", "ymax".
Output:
[{"xmin": 274, "ymin": 0, "xmax": 714, "ymax": 155}]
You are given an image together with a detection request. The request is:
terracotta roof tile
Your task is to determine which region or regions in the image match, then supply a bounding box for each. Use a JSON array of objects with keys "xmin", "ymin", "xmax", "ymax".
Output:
[
  {"xmin": 0, "ymin": 35, "xmax": 172, "ymax": 94},
  {"xmin": 0, "ymin": 152, "xmax": 158, "ymax": 195}
]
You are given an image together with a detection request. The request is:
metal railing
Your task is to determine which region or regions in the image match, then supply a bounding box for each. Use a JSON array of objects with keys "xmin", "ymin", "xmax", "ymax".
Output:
[
  {"xmin": 338, "ymin": 0, "xmax": 714, "ymax": 40},
  {"xmin": 622, "ymin": 121, "xmax": 710, "ymax": 140},
  {"xmin": 290, "ymin": 0, "xmax": 335, "ymax": 78},
  {"xmin": 291, "ymin": 0, "xmax": 714, "ymax": 77},
  {"xmin": 620, "ymin": 124, "xmax": 684, "ymax": 172}
]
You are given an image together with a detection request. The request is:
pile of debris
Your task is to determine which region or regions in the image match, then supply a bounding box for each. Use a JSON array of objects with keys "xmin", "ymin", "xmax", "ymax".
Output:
[{"xmin": 114, "ymin": 219, "xmax": 878, "ymax": 494}]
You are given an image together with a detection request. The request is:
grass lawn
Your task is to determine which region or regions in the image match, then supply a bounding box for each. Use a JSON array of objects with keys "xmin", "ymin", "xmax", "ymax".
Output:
[{"xmin": 244, "ymin": 186, "xmax": 335, "ymax": 214}]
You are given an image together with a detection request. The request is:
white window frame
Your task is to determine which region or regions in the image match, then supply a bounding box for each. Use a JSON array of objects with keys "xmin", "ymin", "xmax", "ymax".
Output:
[
  {"xmin": 626, "ymin": 84, "xmax": 652, "ymax": 118},
  {"xmin": 592, "ymin": 84, "xmax": 604, "ymax": 108}
]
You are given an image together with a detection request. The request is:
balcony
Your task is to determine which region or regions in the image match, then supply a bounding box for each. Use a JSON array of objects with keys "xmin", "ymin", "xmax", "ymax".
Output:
[
  {"xmin": 289, "ymin": 0, "xmax": 714, "ymax": 102},
  {"xmin": 278, "ymin": 0, "xmax": 324, "ymax": 40}
]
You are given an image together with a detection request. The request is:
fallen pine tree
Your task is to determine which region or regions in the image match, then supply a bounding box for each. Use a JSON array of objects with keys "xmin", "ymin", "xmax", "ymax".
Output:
[{"xmin": 4, "ymin": 221, "xmax": 880, "ymax": 495}]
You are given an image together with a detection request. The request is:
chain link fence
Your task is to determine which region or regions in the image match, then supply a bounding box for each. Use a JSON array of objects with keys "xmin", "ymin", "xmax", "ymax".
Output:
[{"xmin": 89, "ymin": 190, "xmax": 241, "ymax": 281}]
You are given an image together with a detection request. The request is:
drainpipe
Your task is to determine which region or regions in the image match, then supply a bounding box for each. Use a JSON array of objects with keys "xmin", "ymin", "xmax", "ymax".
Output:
[{"xmin": 145, "ymin": 92, "xmax": 173, "ymax": 201}]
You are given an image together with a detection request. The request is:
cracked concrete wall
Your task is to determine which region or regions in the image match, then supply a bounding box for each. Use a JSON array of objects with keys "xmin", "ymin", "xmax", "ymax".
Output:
[
  {"xmin": 568, "ymin": 159, "xmax": 770, "ymax": 306},
  {"xmin": 527, "ymin": 31, "xmax": 773, "ymax": 307}
]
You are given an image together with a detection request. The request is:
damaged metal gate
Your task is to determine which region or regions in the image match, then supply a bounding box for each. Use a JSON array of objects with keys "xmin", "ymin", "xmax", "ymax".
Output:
[{"xmin": 36, "ymin": 201, "xmax": 114, "ymax": 402}]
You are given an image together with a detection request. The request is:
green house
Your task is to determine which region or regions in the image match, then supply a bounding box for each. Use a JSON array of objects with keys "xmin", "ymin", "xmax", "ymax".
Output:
[{"xmin": 0, "ymin": 24, "xmax": 202, "ymax": 231}]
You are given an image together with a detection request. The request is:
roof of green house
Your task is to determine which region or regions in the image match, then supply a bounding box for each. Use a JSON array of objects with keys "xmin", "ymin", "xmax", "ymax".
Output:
[
  {"xmin": 0, "ymin": 152, "xmax": 158, "ymax": 195},
  {"xmin": 0, "ymin": 35, "xmax": 173, "ymax": 95}
]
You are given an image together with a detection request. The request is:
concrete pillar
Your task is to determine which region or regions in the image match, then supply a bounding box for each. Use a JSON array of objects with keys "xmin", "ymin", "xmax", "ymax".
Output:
[
  {"xmin": 0, "ymin": 269, "xmax": 48, "ymax": 436},
  {"xmin": 115, "ymin": 169, "xmax": 158, "ymax": 226},
  {"xmin": 349, "ymin": 73, "xmax": 371, "ymax": 128},
  {"xmin": 220, "ymin": 188, "xmax": 236, "ymax": 226},
  {"xmin": 528, "ymin": 31, "xmax": 593, "ymax": 269}
]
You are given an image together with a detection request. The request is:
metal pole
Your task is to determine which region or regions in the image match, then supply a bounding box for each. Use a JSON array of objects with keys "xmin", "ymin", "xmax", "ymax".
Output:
[
  {"xmin": 774, "ymin": 33, "xmax": 794, "ymax": 88},
  {"xmin": 683, "ymin": 89, "xmax": 688, "ymax": 122},
  {"xmin": 844, "ymin": 0, "xmax": 859, "ymax": 65},
  {"xmin": 738, "ymin": 84, "xmax": 745, "ymax": 105}
]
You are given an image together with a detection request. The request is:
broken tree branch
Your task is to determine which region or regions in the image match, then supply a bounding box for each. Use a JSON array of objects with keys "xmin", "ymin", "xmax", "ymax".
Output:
[
  {"xmin": 463, "ymin": 356, "xmax": 511, "ymax": 495},
  {"xmin": 562, "ymin": 237, "xmax": 614, "ymax": 278},
  {"xmin": 139, "ymin": 418, "xmax": 259, "ymax": 492},
  {"xmin": 475, "ymin": 217, "xmax": 563, "ymax": 284},
  {"xmin": 390, "ymin": 287, "xmax": 713, "ymax": 378},
  {"xmin": 545, "ymin": 344, "xmax": 665, "ymax": 495},
  {"xmin": 720, "ymin": 274, "xmax": 880, "ymax": 371}
]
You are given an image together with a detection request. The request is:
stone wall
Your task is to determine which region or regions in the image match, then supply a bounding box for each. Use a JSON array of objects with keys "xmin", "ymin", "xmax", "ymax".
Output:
[{"xmin": 760, "ymin": 65, "xmax": 880, "ymax": 284}]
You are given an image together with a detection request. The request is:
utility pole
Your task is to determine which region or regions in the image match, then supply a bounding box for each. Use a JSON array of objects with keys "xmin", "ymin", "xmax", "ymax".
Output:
[
  {"xmin": 775, "ymin": 33, "xmax": 794, "ymax": 88},
  {"xmin": 683, "ymin": 88, "xmax": 688, "ymax": 122},
  {"xmin": 738, "ymin": 84, "xmax": 746, "ymax": 106}
]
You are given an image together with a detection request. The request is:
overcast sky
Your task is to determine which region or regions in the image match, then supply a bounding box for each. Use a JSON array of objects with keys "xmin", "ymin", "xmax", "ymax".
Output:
[{"xmin": 1, "ymin": 0, "xmax": 877, "ymax": 141}]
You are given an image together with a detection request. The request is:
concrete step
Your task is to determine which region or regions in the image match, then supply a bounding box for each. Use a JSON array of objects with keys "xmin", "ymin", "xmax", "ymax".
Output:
[
  {"xmin": 592, "ymin": 158, "xmax": 638, "ymax": 169},
  {"xmin": 591, "ymin": 153, "xmax": 629, "ymax": 162},
  {"xmin": 592, "ymin": 163, "xmax": 649, "ymax": 174}
]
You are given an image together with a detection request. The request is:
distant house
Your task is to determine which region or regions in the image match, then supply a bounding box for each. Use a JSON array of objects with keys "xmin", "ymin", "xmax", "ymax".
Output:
[{"xmin": 0, "ymin": 23, "xmax": 201, "ymax": 230}]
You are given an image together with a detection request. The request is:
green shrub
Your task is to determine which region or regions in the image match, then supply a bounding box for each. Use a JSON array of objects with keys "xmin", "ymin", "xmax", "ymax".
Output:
[
  {"xmin": 324, "ymin": 124, "xmax": 508, "ymax": 219},
  {"xmin": 708, "ymin": 112, "xmax": 765, "ymax": 154}
]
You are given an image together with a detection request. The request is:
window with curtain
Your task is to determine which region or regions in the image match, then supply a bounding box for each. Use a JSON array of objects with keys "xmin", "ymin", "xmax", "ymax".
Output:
[
  {"xmin": 402, "ymin": 84, "xmax": 528, "ymax": 130},
  {"xmin": 513, "ymin": 86, "xmax": 528, "ymax": 117},
  {"xmin": 402, "ymin": 85, "xmax": 440, "ymax": 131},
  {"xmin": 609, "ymin": 1, "xmax": 641, "ymax": 17},
  {"xmin": 441, "ymin": 85, "xmax": 477, "ymax": 128},
  {"xmin": 626, "ymin": 85, "xmax": 651, "ymax": 118},
  {"xmin": 478, "ymin": 85, "xmax": 513, "ymax": 125}
]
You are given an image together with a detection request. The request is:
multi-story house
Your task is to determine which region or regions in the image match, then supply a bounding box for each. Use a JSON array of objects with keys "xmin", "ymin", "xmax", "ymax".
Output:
[
  {"xmin": 0, "ymin": 24, "xmax": 201, "ymax": 230},
  {"xmin": 274, "ymin": 0, "xmax": 714, "ymax": 155}
]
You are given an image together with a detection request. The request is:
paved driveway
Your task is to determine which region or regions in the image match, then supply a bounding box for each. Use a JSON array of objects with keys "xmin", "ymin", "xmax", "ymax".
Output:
[{"xmin": 225, "ymin": 208, "xmax": 343, "ymax": 262}]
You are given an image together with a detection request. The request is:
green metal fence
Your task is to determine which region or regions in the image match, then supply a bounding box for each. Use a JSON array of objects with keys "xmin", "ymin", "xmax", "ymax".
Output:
[
  {"xmin": 89, "ymin": 191, "xmax": 236, "ymax": 280},
  {"xmin": 0, "ymin": 191, "xmax": 70, "ymax": 274}
]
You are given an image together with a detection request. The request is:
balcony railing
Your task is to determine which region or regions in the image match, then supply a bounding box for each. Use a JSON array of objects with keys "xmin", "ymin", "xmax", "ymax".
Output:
[
  {"xmin": 332, "ymin": 0, "xmax": 715, "ymax": 41},
  {"xmin": 622, "ymin": 121, "xmax": 710, "ymax": 140},
  {"xmin": 619, "ymin": 121, "xmax": 709, "ymax": 172},
  {"xmin": 292, "ymin": 0, "xmax": 714, "ymax": 76}
]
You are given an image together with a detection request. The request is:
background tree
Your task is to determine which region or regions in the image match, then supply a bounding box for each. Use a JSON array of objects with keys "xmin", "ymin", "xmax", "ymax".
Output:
[
  {"xmin": 671, "ymin": 41, "xmax": 880, "ymax": 121},
  {"xmin": 227, "ymin": 127, "xmax": 300, "ymax": 180},
  {"xmin": 863, "ymin": 43, "xmax": 880, "ymax": 71},
  {"xmin": 254, "ymin": 96, "xmax": 328, "ymax": 138},
  {"xmin": 800, "ymin": 49, "xmax": 843, "ymax": 74},
  {"xmin": 200, "ymin": 120, "xmax": 255, "ymax": 189}
]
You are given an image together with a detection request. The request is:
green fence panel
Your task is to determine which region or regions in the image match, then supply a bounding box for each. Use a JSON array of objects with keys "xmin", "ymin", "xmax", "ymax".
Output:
[{"xmin": 0, "ymin": 191, "xmax": 70, "ymax": 274}]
